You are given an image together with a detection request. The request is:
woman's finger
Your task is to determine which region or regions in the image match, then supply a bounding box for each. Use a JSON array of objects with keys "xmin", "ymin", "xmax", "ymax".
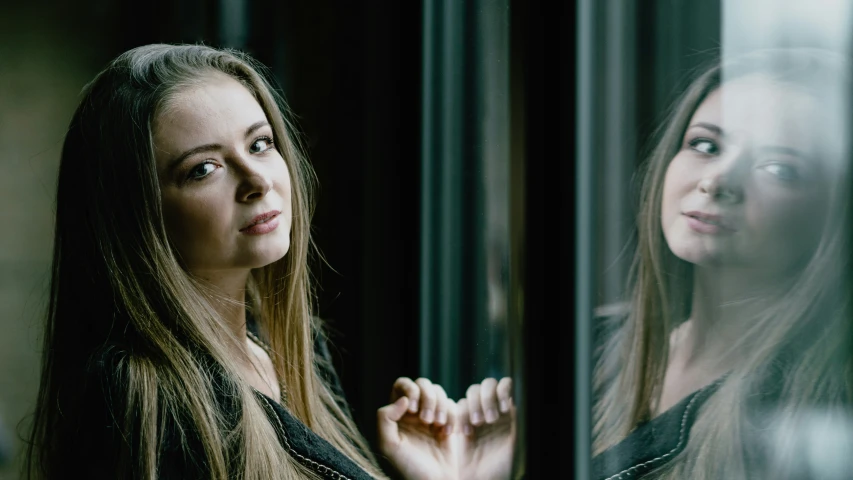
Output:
[
  {"xmin": 415, "ymin": 377, "xmax": 437, "ymax": 424},
  {"xmin": 457, "ymin": 397, "xmax": 473, "ymax": 436},
  {"xmin": 497, "ymin": 377, "xmax": 513, "ymax": 413},
  {"xmin": 466, "ymin": 383, "xmax": 484, "ymax": 426},
  {"xmin": 479, "ymin": 378, "xmax": 500, "ymax": 424},
  {"xmin": 391, "ymin": 377, "xmax": 420, "ymax": 414},
  {"xmin": 444, "ymin": 397, "xmax": 460, "ymax": 436},
  {"xmin": 433, "ymin": 383, "xmax": 450, "ymax": 427}
]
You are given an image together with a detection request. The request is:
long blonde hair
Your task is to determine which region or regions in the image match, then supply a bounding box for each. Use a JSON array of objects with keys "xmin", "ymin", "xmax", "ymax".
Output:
[
  {"xmin": 26, "ymin": 44, "xmax": 386, "ymax": 479},
  {"xmin": 593, "ymin": 49, "xmax": 853, "ymax": 479}
]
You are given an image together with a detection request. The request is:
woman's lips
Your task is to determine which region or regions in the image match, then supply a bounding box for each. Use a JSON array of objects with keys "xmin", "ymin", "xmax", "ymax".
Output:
[
  {"xmin": 240, "ymin": 211, "xmax": 281, "ymax": 235},
  {"xmin": 683, "ymin": 211, "xmax": 737, "ymax": 234}
]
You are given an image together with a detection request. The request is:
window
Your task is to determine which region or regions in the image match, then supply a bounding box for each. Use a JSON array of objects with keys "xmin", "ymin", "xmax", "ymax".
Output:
[{"xmin": 576, "ymin": 0, "xmax": 853, "ymax": 478}]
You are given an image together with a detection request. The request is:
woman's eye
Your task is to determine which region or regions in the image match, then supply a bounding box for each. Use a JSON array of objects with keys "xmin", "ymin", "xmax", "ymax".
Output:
[
  {"xmin": 187, "ymin": 161, "xmax": 217, "ymax": 181},
  {"xmin": 689, "ymin": 138, "xmax": 720, "ymax": 155},
  {"xmin": 762, "ymin": 163, "xmax": 800, "ymax": 181},
  {"xmin": 249, "ymin": 136, "xmax": 274, "ymax": 154}
]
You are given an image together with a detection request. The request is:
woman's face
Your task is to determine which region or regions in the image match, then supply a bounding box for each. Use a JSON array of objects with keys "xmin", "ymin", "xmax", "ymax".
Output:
[
  {"xmin": 153, "ymin": 74, "xmax": 292, "ymax": 276},
  {"xmin": 661, "ymin": 75, "xmax": 837, "ymax": 275}
]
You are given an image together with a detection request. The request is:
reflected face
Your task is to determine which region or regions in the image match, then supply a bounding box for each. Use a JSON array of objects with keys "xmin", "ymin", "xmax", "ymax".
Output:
[
  {"xmin": 661, "ymin": 75, "xmax": 835, "ymax": 274},
  {"xmin": 153, "ymin": 74, "xmax": 292, "ymax": 276}
]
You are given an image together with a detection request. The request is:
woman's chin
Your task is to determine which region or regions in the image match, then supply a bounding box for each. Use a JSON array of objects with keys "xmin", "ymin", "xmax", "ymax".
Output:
[
  {"xmin": 233, "ymin": 240, "xmax": 291, "ymax": 270},
  {"xmin": 669, "ymin": 244, "xmax": 726, "ymax": 267},
  {"xmin": 254, "ymin": 246, "xmax": 290, "ymax": 268}
]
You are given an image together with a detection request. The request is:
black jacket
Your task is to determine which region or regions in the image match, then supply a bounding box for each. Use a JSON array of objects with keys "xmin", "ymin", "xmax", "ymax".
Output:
[
  {"xmin": 68, "ymin": 326, "xmax": 374, "ymax": 480},
  {"xmin": 589, "ymin": 312, "xmax": 790, "ymax": 480},
  {"xmin": 591, "ymin": 380, "xmax": 722, "ymax": 480},
  {"xmin": 589, "ymin": 312, "xmax": 726, "ymax": 480}
]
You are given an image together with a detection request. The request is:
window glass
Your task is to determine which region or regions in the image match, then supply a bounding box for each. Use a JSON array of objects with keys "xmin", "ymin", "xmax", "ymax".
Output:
[{"xmin": 585, "ymin": 1, "xmax": 853, "ymax": 478}]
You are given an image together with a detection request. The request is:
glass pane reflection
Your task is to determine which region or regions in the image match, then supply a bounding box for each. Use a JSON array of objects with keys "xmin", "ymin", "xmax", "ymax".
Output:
[{"xmin": 589, "ymin": 1, "xmax": 853, "ymax": 479}]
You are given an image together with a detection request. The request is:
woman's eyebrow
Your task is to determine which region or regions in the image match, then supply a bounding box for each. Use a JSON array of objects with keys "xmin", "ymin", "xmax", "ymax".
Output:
[
  {"xmin": 169, "ymin": 143, "xmax": 221, "ymax": 170},
  {"xmin": 245, "ymin": 120, "xmax": 269, "ymax": 138},
  {"xmin": 756, "ymin": 145, "xmax": 813, "ymax": 162},
  {"xmin": 687, "ymin": 122, "xmax": 724, "ymax": 135}
]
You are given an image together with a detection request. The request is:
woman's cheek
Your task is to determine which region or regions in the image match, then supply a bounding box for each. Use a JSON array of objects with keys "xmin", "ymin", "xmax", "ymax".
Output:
[
  {"xmin": 661, "ymin": 166, "xmax": 686, "ymax": 224},
  {"xmin": 161, "ymin": 198, "xmax": 213, "ymax": 260},
  {"xmin": 753, "ymin": 198, "xmax": 827, "ymax": 263}
]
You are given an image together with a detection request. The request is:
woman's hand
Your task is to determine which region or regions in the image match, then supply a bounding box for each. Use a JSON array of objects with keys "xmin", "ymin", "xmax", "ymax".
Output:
[
  {"xmin": 456, "ymin": 377, "xmax": 516, "ymax": 480},
  {"xmin": 377, "ymin": 377, "xmax": 461, "ymax": 480}
]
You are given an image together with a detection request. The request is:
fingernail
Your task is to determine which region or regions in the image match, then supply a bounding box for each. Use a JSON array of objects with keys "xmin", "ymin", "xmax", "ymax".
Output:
[
  {"xmin": 486, "ymin": 409, "xmax": 498, "ymax": 423},
  {"xmin": 421, "ymin": 409, "xmax": 434, "ymax": 423},
  {"xmin": 442, "ymin": 424, "xmax": 453, "ymax": 436},
  {"xmin": 500, "ymin": 399, "xmax": 510, "ymax": 413},
  {"xmin": 409, "ymin": 403, "xmax": 418, "ymax": 414},
  {"xmin": 470, "ymin": 411, "xmax": 482, "ymax": 425},
  {"xmin": 437, "ymin": 411, "xmax": 447, "ymax": 424},
  {"xmin": 463, "ymin": 424, "xmax": 473, "ymax": 436}
]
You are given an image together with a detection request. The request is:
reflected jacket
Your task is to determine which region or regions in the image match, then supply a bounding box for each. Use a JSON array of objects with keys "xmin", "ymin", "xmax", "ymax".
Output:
[
  {"xmin": 589, "ymin": 313, "xmax": 791, "ymax": 480},
  {"xmin": 591, "ymin": 380, "xmax": 722, "ymax": 480}
]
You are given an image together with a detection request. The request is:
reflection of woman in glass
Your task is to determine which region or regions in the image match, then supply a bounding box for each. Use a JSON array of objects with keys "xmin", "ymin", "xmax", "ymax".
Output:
[
  {"xmin": 593, "ymin": 49, "xmax": 853, "ymax": 479},
  {"xmin": 24, "ymin": 44, "xmax": 514, "ymax": 480}
]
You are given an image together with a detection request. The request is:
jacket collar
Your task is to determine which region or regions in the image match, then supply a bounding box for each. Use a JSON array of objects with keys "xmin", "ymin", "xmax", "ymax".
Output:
[
  {"xmin": 592, "ymin": 379, "xmax": 723, "ymax": 480},
  {"xmin": 254, "ymin": 387, "xmax": 374, "ymax": 480}
]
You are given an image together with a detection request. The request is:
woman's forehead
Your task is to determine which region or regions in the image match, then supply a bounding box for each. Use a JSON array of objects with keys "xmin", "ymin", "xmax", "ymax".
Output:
[
  {"xmin": 159, "ymin": 75, "xmax": 261, "ymax": 125},
  {"xmin": 153, "ymin": 77, "xmax": 266, "ymax": 150},
  {"xmin": 690, "ymin": 76, "xmax": 833, "ymax": 148}
]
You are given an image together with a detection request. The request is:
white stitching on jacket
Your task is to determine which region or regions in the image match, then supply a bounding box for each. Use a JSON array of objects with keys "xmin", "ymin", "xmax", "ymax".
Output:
[
  {"xmin": 257, "ymin": 394, "xmax": 355, "ymax": 480},
  {"xmin": 602, "ymin": 388, "xmax": 707, "ymax": 480}
]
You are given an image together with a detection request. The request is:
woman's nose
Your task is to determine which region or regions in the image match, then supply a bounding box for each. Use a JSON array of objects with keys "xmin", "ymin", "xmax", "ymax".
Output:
[
  {"xmin": 236, "ymin": 166, "xmax": 273, "ymax": 203},
  {"xmin": 697, "ymin": 154, "xmax": 747, "ymax": 203}
]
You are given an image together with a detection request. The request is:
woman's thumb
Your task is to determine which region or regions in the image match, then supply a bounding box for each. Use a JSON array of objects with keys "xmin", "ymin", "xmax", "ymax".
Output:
[
  {"xmin": 379, "ymin": 395, "xmax": 409, "ymax": 423},
  {"xmin": 377, "ymin": 396, "xmax": 409, "ymax": 449}
]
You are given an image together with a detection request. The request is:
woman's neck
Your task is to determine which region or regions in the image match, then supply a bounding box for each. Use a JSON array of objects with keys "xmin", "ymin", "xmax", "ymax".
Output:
[
  {"xmin": 193, "ymin": 269, "xmax": 252, "ymax": 348},
  {"xmin": 656, "ymin": 265, "xmax": 794, "ymax": 416},
  {"xmin": 680, "ymin": 266, "xmax": 779, "ymax": 371},
  {"xmin": 192, "ymin": 268, "xmax": 281, "ymax": 399}
]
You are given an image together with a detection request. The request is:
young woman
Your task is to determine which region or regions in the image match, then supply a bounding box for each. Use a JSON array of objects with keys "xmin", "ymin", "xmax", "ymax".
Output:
[
  {"xmin": 592, "ymin": 49, "xmax": 853, "ymax": 479},
  {"xmin": 25, "ymin": 44, "xmax": 515, "ymax": 479}
]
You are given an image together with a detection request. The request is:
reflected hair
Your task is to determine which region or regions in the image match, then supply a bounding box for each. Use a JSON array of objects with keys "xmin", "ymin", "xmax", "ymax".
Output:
[
  {"xmin": 25, "ymin": 44, "xmax": 385, "ymax": 479},
  {"xmin": 593, "ymin": 48, "xmax": 853, "ymax": 479}
]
